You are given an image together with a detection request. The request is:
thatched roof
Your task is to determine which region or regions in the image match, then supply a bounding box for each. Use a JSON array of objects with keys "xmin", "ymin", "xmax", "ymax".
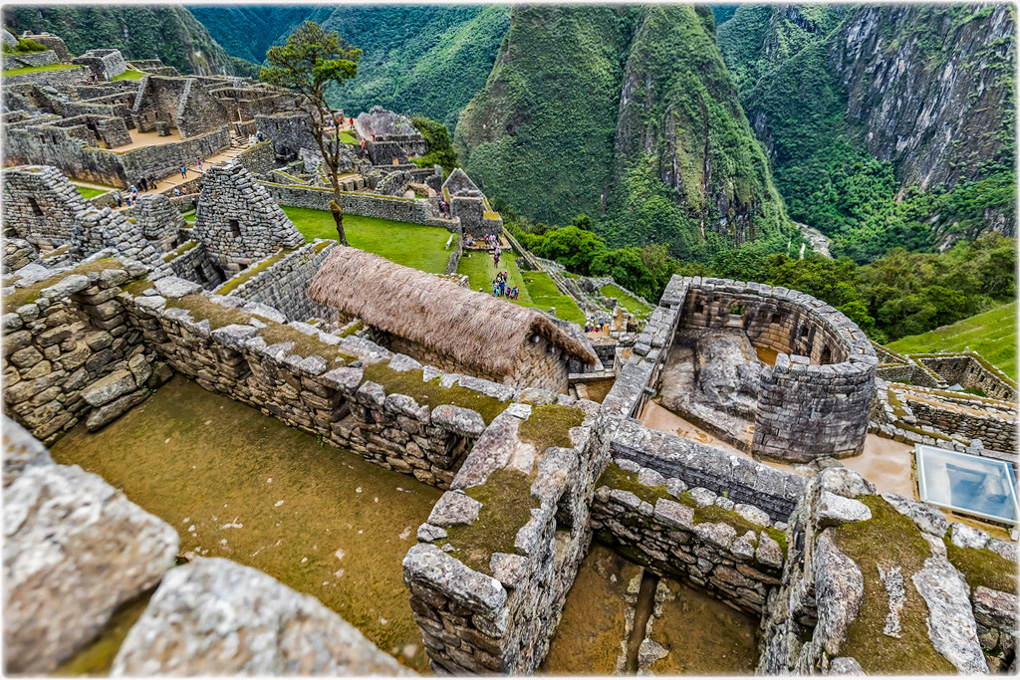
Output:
[{"xmin": 308, "ymin": 247, "xmax": 597, "ymax": 376}]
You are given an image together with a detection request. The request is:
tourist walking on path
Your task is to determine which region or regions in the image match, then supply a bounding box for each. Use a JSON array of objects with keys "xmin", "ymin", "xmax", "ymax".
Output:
[
  {"xmin": 129, "ymin": 184, "xmax": 138, "ymax": 198},
  {"xmin": 180, "ymin": 164, "xmax": 187, "ymax": 180},
  {"xmin": 113, "ymin": 192, "xmax": 122, "ymax": 208},
  {"xmin": 196, "ymin": 157, "xmax": 203, "ymax": 172},
  {"xmin": 148, "ymin": 175, "xmax": 157, "ymax": 190}
]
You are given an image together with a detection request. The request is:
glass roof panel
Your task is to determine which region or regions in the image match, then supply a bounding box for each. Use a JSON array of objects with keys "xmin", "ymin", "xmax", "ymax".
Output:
[{"xmin": 915, "ymin": 444, "xmax": 1018, "ymax": 525}]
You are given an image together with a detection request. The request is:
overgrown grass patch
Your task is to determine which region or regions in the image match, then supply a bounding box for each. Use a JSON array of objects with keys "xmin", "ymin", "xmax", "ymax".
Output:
[
  {"xmin": 362, "ymin": 362, "xmax": 508, "ymax": 425},
  {"xmin": 281, "ymin": 206, "xmax": 450, "ymax": 274},
  {"xmin": 215, "ymin": 248, "xmax": 294, "ymax": 295},
  {"xmin": 944, "ymin": 538, "xmax": 1017, "ymax": 594},
  {"xmin": 1, "ymin": 63, "xmax": 76, "ymax": 77},
  {"xmin": 3, "ymin": 258, "xmax": 123, "ymax": 310},
  {"xmin": 834, "ymin": 495, "xmax": 955, "ymax": 674},
  {"xmin": 76, "ymin": 186, "xmax": 108, "ymax": 199},
  {"xmin": 888, "ymin": 302, "xmax": 1017, "ymax": 380},
  {"xmin": 444, "ymin": 467, "xmax": 539, "ymax": 574},
  {"xmin": 111, "ymin": 69, "xmax": 144, "ymax": 81},
  {"xmin": 601, "ymin": 283, "xmax": 652, "ymax": 319},
  {"xmin": 518, "ymin": 404, "xmax": 584, "ymax": 452}
]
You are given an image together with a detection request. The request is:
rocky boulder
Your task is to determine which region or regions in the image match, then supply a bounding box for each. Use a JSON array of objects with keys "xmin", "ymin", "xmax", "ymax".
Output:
[
  {"xmin": 3, "ymin": 464, "xmax": 178, "ymax": 674},
  {"xmin": 112, "ymin": 558, "xmax": 410, "ymax": 676}
]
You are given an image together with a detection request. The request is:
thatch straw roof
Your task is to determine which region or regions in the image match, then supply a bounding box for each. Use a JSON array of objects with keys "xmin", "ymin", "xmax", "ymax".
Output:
[{"xmin": 308, "ymin": 247, "xmax": 597, "ymax": 376}]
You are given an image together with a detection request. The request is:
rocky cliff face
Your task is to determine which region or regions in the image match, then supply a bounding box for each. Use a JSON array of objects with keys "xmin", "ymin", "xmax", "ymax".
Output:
[
  {"xmin": 831, "ymin": 5, "xmax": 1015, "ymax": 190},
  {"xmin": 718, "ymin": 4, "xmax": 1016, "ymax": 256}
]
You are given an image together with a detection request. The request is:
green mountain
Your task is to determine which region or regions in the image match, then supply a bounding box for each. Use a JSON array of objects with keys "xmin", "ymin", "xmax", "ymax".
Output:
[
  {"xmin": 1, "ymin": 5, "xmax": 254, "ymax": 77},
  {"xmin": 456, "ymin": 5, "xmax": 791, "ymax": 260},
  {"xmin": 314, "ymin": 6, "xmax": 509, "ymax": 130},
  {"xmin": 186, "ymin": 5, "xmax": 324, "ymax": 65},
  {"xmin": 718, "ymin": 4, "xmax": 1016, "ymax": 261}
]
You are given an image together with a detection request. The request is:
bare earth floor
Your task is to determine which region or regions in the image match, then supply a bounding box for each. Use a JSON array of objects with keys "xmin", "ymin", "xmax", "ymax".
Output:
[{"xmin": 49, "ymin": 377, "xmax": 442, "ymax": 673}]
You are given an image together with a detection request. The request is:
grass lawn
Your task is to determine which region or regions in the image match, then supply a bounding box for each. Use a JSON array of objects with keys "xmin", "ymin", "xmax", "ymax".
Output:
[
  {"xmin": 457, "ymin": 250, "xmax": 586, "ymax": 325},
  {"xmin": 888, "ymin": 302, "xmax": 1017, "ymax": 380},
  {"xmin": 76, "ymin": 186, "xmax": 108, "ymax": 199},
  {"xmin": 601, "ymin": 283, "xmax": 653, "ymax": 319},
  {"xmin": 112, "ymin": 69, "xmax": 145, "ymax": 81},
  {"xmin": 339, "ymin": 131, "xmax": 359, "ymax": 145},
  {"xmin": 181, "ymin": 211, "xmax": 196, "ymax": 223},
  {"xmin": 281, "ymin": 206, "xmax": 451, "ymax": 274},
  {"xmin": 1, "ymin": 63, "xmax": 76, "ymax": 77}
]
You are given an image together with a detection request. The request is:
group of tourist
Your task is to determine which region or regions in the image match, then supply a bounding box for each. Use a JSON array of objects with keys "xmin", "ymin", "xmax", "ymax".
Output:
[
  {"xmin": 173, "ymin": 184, "xmax": 202, "ymax": 197},
  {"xmin": 491, "ymin": 271, "xmax": 519, "ymax": 300},
  {"xmin": 113, "ymin": 174, "xmax": 157, "ymax": 207},
  {"xmin": 246, "ymin": 131, "xmax": 267, "ymax": 147},
  {"xmin": 437, "ymin": 196, "xmax": 451, "ymax": 219},
  {"xmin": 584, "ymin": 314, "xmax": 611, "ymax": 334}
]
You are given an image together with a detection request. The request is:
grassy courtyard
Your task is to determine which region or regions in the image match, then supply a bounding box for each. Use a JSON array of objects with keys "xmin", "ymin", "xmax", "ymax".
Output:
[
  {"xmin": 888, "ymin": 302, "xmax": 1017, "ymax": 380},
  {"xmin": 111, "ymin": 69, "xmax": 145, "ymax": 81},
  {"xmin": 457, "ymin": 249, "xmax": 586, "ymax": 325},
  {"xmin": 600, "ymin": 283, "xmax": 653, "ymax": 320},
  {"xmin": 1, "ymin": 63, "xmax": 76, "ymax": 77},
  {"xmin": 75, "ymin": 186, "xmax": 108, "ymax": 199},
  {"xmin": 281, "ymin": 206, "xmax": 451, "ymax": 274}
]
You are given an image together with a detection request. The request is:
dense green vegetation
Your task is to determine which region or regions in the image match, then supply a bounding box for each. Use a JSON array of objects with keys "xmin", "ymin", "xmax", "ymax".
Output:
[
  {"xmin": 511, "ymin": 203, "xmax": 1014, "ymax": 348},
  {"xmin": 316, "ymin": 6, "xmax": 509, "ymax": 130},
  {"xmin": 1, "ymin": 35, "xmax": 47, "ymax": 54},
  {"xmin": 456, "ymin": 6, "xmax": 637, "ymax": 226},
  {"xmin": 888, "ymin": 302, "xmax": 1017, "ymax": 379},
  {"xmin": 717, "ymin": 5, "xmax": 1016, "ymax": 263},
  {"xmin": 186, "ymin": 5, "xmax": 322, "ymax": 64},
  {"xmin": 282, "ymin": 206, "xmax": 452, "ymax": 274},
  {"xmin": 2, "ymin": 5, "xmax": 256, "ymax": 76},
  {"xmin": 410, "ymin": 117, "xmax": 458, "ymax": 175}
]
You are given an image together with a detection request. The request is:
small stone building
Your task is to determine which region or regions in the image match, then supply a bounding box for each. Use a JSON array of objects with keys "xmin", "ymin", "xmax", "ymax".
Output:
[
  {"xmin": 193, "ymin": 161, "xmax": 305, "ymax": 275},
  {"xmin": 308, "ymin": 247, "xmax": 596, "ymax": 391}
]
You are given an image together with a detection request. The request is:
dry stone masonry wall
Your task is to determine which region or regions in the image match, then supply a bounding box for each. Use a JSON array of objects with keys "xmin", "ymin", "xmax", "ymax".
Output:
[{"xmin": 193, "ymin": 161, "xmax": 304, "ymax": 275}]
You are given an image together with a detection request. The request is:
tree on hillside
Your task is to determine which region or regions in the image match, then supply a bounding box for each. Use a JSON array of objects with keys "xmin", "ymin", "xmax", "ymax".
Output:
[
  {"xmin": 411, "ymin": 116, "xmax": 458, "ymax": 176},
  {"xmin": 261, "ymin": 21, "xmax": 361, "ymax": 244}
]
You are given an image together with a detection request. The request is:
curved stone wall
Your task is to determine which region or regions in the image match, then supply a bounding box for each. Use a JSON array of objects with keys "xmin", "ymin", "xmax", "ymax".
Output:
[{"xmin": 678, "ymin": 278, "xmax": 877, "ymax": 461}]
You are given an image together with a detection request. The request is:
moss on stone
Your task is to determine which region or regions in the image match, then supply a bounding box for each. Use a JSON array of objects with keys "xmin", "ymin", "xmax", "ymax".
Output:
[
  {"xmin": 944, "ymin": 538, "xmax": 1017, "ymax": 594},
  {"xmin": 122, "ymin": 278, "xmax": 154, "ymax": 297},
  {"xmin": 3, "ymin": 258, "xmax": 123, "ymax": 310},
  {"xmin": 257, "ymin": 322, "xmax": 352, "ymax": 366},
  {"xmin": 596, "ymin": 462, "xmax": 672, "ymax": 505},
  {"xmin": 165, "ymin": 293, "xmax": 250, "ymax": 330},
  {"xmin": 834, "ymin": 495, "xmax": 956, "ymax": 674},
  {"xmin": 336, "ymin": 320, "xmax": 363, "ymax": 338},
  {"xmin": 161, "ymin": 240, "xmax": 198, "ymax": 263},
  {"xmin": 518, "ymin": 404, "xmax": 584, "ymax": 452},
  {"xmin": 215, "ymin": 247, "xmax": 295, "ymax": 295},
  {"xmin": 361, "ymin": 363, "xmax": 508, "ymax": 424},
  {"xmin": 444, "ymin": 467, "xmax": 539, "ymax": 575}
]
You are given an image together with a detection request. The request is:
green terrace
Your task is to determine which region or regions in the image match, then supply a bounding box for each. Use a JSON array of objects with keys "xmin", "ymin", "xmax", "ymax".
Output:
[
  {"xmin": 282, "ymin": 206, "xmax": 452, "ymax": 275},
  {"xmin": 457, "ymin": 249, "xmax": 585, "ymax": 325},
  {"xmin": 1, "ymin": 63, "xmax": 77, "ymax": 77},
  {"xmin": 600, "ymin": 283, "xmax": 653, "ymax": 320},
  {"xmin": 888, "ymin": 301, "xmax": 1017, "ymax": 379}
]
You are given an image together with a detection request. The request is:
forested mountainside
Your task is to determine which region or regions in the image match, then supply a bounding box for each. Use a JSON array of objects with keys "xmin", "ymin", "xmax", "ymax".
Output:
[
  {"xmin": 192, "ymin": 5, "xmax": 509, "ymax": 131},
  {"xmin": 1, "ymin": 5, "xmax": 256, "ymax": 77},
  {"xmin": 456, "ymin": 5, "xmax": 792, "ymax": 260},
  {"xmin": 187, "ymin": 5, "xmax": 326, "ymax": 66},
  {"xmin": 718, "ymin": 4, "xmax": 1016, "ymax": 261}
]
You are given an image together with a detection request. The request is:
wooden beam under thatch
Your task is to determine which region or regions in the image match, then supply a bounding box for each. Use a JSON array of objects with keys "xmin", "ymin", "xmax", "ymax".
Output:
[{"xmin": 308, "ymin": 246, "xmax": 597, "ymax": 377}]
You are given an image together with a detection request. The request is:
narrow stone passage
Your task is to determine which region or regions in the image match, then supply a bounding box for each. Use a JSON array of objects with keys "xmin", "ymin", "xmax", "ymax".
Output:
[{"xmin": 625, "ymin": 570, "xmax": 660, "ymax": 673}]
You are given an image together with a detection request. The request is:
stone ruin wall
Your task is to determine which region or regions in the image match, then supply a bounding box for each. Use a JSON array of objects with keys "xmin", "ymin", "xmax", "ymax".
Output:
[
  {"xmin": 71, "ymin": 49, "xmax": 127, "ymax": 79},
  {"xmin": 1, "ymin": 65, "xmax": 88, "ymax": 88},
  {"xmin": 3, "ymin": 121, "xmax": 229, "ymax": 188},
  {"xmin": 758, "ymin": 467, "xmax": 1017, "ymax": 675},
  {"xmin": 193, "ymin": 162, "xmax": 304, "ymax": 275},
  {"xmin": 666, "ymin": 278, "xmax": 877, "ymax": 461},
  {"xmin": 3, "ymin": 238, "xmax": 38, "ymax": 274},
  {"xmin": 261, "ymin": 180, "xmax": 455, "ymax": 230},
  {"xmin": 2, "ymin": 257, "xmax": 165, "ymax": 443},
  {"xmin": 255, "ymin": 112, "xmax": 319, "ymax": 162},
  {"xmin": 218, "ymin": 241, "xmax": 339, "ymax": 324},
  {"xmin": 163, "ymin": 240, "xmax": 226, "ymax": 289},
  {"xmin": 405, "ymin": 397, "xmax": 602, "ymax": 674},
  {"xmin": 2, "ymin": 165, "xmax": 89, "ymax": 250},
  {"xmin": 914, "ymin": 353, "xmax": 1018, "ymax": 401},
  {"xmin": 380, "ymin": 331, "xmax": 571, "ymax": 394},
  {"xmin": 133, "ymin": 192, "xmax": 185, "ymax": 253}
]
